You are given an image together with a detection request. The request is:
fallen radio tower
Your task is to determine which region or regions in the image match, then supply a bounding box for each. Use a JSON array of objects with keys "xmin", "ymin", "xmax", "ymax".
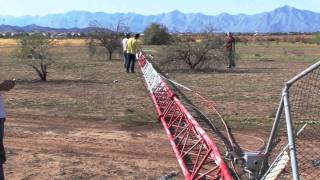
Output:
[{"xmin": 138, "ymin": 53, "xmax": 232, "ymax": 180}]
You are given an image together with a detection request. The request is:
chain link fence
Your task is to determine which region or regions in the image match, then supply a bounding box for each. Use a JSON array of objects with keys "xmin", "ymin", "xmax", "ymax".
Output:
[{"xmin": 263, "ymin": 61, "xmax": 320, "ymax": 180}]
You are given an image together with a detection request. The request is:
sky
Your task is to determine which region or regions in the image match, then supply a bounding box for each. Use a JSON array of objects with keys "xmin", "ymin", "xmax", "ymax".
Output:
[{"xmin": 0, "ymin": 0, "xmax": 319, "ymax": 16}]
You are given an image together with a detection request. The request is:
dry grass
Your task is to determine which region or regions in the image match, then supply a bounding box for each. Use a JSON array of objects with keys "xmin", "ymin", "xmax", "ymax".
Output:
[
  {"xmin": 148, "ymin": 42, "xmax": 320, "ymax": 127},
  {"xmin": 0, "ymin": 39, "xmax": 17, "ymax": 46},
  {"xmin": 0, "ymin": 38, "xmax": 87, "ymax": 47}
]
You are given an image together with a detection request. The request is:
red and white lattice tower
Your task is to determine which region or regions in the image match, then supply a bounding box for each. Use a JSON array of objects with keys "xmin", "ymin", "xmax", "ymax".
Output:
[{"xmin": 138, "ymin": 53, "xmax": 232, "ymax": 180}]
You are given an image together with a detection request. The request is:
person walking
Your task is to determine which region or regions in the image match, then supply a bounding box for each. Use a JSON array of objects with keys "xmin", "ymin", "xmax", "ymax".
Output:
[
  {"xmin": 126, "ymin": 33, "xmax": 140, "ymax": 73},
  {"xmin": 122, "ymin": 33, "xmax": 130, "ymax": 68},
  {"xmin": 0, "ymin": 79, "xmax": 15, "ymax": 180},
  {"xmin": 226, "ymin": 32, "xmax": 236, "ymax": 69}
]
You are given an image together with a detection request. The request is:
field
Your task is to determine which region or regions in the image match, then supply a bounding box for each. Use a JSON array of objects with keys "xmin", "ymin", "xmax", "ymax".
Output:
[{"xmin": 0, "ymin": 39, "xmax": 319, "ymax": 179}]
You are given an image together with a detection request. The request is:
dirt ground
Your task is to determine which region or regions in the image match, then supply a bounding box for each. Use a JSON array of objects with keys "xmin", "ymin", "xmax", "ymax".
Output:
[
  {"xmin": 5, "ymin": 115, "xmax": 180, "ymax": 179},
  {"xmin": 0, "ymin": 40, "xmax": 319, "ymax": 179}
]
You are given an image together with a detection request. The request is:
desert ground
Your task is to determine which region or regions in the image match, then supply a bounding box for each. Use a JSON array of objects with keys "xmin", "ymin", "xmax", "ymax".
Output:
[{"xmin": 0, "ymin": 39, "xmax": 319, "ymax": 179}]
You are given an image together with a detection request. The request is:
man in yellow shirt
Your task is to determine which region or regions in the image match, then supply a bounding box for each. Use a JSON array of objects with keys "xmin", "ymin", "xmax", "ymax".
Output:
[{"xmin": 126, "ymin": 33, "xmax": 140, "ymax": 73}]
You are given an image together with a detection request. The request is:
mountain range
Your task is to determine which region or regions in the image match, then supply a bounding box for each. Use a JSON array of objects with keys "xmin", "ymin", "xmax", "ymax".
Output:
[{"xmin": 0, "ymin": 6, "xmax": 319, "ymax": 33}]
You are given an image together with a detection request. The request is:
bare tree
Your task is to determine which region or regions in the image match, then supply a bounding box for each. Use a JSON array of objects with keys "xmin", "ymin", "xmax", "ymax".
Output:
[
  {"xmin": 13, "ymin": 33, "xmax": 54, "ymax": 81},
  {"xmin": 90, "ymin": 31, "xmax": 122, "ymax": 60},
  {"xmin": 87, "ymin": 17, "xmax": 129, "ymax": 60},
  {"xmin": 114, "ymin": 17, "xmax": 130, "ymax": 33}
]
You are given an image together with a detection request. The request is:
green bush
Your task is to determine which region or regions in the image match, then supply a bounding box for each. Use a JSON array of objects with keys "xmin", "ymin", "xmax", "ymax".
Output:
[{"xmin": 143, "ymin": 23, "xmax": 172, "ymax": 45}]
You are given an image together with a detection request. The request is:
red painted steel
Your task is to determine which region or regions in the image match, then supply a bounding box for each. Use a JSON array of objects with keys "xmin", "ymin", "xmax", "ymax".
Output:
[{"xmin": 138, "ymin": 54, "xmax": 233, "ymax": 180}]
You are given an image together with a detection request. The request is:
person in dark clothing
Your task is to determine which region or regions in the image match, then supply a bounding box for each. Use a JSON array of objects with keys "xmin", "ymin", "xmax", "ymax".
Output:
[
  {"xmin": 0, "ymin": 79, "xmax": 15, "ymax": 180},
  {"xmin": 226, "ymin": 32, "xmax": 236, "ymax": 68}
]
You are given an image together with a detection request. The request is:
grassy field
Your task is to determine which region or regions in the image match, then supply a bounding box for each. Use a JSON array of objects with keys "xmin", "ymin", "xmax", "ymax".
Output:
[
  {"xmin": 0, "ymin": 38, "xmax": 319, "ymax": 179},
  {"xmin": 150, "ymin": 42, "xmax": 319, "ymax": 127}
]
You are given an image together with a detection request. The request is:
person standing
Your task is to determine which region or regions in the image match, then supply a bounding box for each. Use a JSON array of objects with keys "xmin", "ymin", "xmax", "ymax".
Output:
[
  {"xmin": 226, "ymin": 32, "xmax": 236, "ymax": 69},
  {"xmin": 0, "ymin": 79, "xmax": 15, "ymax": 180},
  {"xmin": 122, "ymin": 33, "xmax": 130, "ymax": 68},
  {"xmin": 126, "ymin": 33, "xmax": 140, "ymax": 73}
]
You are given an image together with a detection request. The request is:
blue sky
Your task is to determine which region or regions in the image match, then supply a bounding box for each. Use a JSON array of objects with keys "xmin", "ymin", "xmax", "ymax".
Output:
[{"xmin": 0, "ymin": 0, "xmax": 319, "ymax": 16}]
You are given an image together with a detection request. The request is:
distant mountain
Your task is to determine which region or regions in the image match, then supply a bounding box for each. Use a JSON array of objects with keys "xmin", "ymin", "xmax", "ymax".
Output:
[
  {"xmin": 0, "ymin": 24, "xmax": 108, "ymax": 34},
  {"xmin": 0, "ymin": 6, "xmax": 320, "ymax": 33}
]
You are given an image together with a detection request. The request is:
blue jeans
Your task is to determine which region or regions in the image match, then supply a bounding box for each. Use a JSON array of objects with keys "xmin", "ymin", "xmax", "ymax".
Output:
[
  {"xmin": 123, "ymin": 52, "xmax": 128, "ymax": 68},
  {"xmin": 228, "ymin": 51, "xmax": 236, "ymax": 68},
  {"xmin": 0, "ymin": 163, "xmax": 3, "ymax": 180},
  {"xmin": 0, "ymin": 118, "xmax": 5, "ymax": 180},
  {"xmin": 127, "ymin": 53, "xmax": 136, "ymax": 72}
]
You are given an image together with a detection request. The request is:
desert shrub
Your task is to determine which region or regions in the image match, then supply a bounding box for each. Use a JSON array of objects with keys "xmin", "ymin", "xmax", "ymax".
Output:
[
  {"xmin": 314, "ymin": 32, "xmax": 320, "ymax": 45},
  {"xmin": 143, "ymin": 23, "xmax": 172, "ymax": 45},
  {"xmin": 281, "ymin": 36, "xmax": 289, "ymax": 43},
  {"xmin": 266, "ymin": 37, "xmax": 277, "ymax": 42},
  {"xmin": 160, "ymin": 33, "xmax": 227, "ymax": 71},
  {"xmin": 295, "ymin": 36, "xmax": 302, "ymax": 43},
  {"xmin": 301, "ymin": 37, "xmax": 311, "ymax": 44},
  {"xmin": 13, "ymin": 33, "xmax": 54, "ymax": 81}
]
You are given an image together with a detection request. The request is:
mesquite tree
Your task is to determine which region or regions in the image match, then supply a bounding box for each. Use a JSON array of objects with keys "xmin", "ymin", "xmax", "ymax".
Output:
[
  {"xmin": 14, "ymin": 33, "xmax": 54, "ymax": 81},
  {"xmin": 163, "ymin": 33, "xmax": 227, "ymax": 71},
  {"xmin": 87, "ymin": 18, "xmax": 128, "ymax": 60},
  {"xmin": 89, "ymin": 31, "xmax": 122, "ymax": 60}
]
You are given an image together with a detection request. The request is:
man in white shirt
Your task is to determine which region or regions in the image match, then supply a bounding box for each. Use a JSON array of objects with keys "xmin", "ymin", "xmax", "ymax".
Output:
[
  {"xmin": 122, "ymin": 33, "xmax": 130, "ymax": 69},
  {"xmin": 0, "ymin": 79, "xmax": 15, "ymax": 180}
]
